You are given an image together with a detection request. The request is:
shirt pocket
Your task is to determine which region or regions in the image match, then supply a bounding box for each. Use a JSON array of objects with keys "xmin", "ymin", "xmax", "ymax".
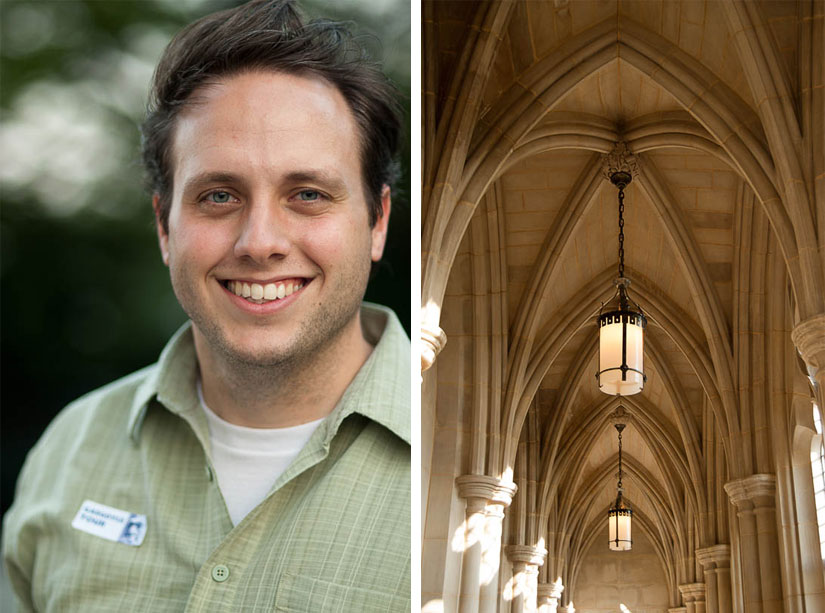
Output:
[{"xmin": 273, "ymin": 573, "xmax": 409, "ymax": 612}]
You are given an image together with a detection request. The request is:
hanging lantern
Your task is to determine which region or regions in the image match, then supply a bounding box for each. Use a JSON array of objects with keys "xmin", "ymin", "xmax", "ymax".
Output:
[
  {"xmin": 608, "ymin": 423, "xmax": 632, "ymax": 551},
  {"xmin": 596, "ymin": 170, "xmax": 647, "ymax": 396}
]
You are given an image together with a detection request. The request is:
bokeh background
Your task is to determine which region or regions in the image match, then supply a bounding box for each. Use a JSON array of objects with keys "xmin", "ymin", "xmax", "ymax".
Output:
[{"xmin": 0, "ymin": 0, "xmax": 410, "ymax": 529}]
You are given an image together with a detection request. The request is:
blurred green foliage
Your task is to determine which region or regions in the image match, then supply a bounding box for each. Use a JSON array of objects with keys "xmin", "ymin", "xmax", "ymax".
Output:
[{"xmin": 0, "ymin": 0, "xmax": 411, "ymax": 515}]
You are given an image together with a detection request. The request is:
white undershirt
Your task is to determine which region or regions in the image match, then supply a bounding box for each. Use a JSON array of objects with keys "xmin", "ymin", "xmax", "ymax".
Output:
[{"xmin": 198, "ymin": 383, "xmax": 324, "ymax": 525}]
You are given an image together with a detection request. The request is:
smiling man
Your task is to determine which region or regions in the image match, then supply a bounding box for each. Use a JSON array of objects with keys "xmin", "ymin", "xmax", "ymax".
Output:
[{"xmin": 2, "ymin": 1, "xmax": 409, "ymax": 611}]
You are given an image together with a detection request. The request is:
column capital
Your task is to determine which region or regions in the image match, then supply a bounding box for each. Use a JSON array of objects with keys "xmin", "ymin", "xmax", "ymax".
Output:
[
  {"xmin": 696, "ymin": 544, "xmax": 731, "ymax": 569},
  {"xmin": 791, "ymin": 313, "xmax": 825, "ymax": 371},
  {"xmin": 724, "ymin": 474, "xmax": 776, "ymax": 507},
  {"xmin": 456, "ymin": 474, "xmax": 517, "ymax": 507},
  {"xmin": 537, "ymin": 578, "xmax": 564, "ymax": 600},
  {"xmin": 421, "ymin": 324, "xmax": 447, "ymax": 371},
  {"xmin": 678, "ymin": 583, "xmax": 706, "ymax": 602},
  {"xmin": 505, "ymin": 544, "xmax": 547, "ymax": 566},
  {"xmin": 484, "ymin": 501, "xmax": 507, "ymax": 519}
]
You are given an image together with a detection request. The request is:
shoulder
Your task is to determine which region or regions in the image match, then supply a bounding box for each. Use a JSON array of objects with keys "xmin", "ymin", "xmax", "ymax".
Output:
[
  {"xmin": 2, "ymin": 363, "xmax": 161, "ymax": 597},
  {"xmin": 35, "ymin": 364, "xmax": 157, "ymax": 454},
  {"xmin": 9, "ymin": 363, "xmax": 160, "ymax": 511}
]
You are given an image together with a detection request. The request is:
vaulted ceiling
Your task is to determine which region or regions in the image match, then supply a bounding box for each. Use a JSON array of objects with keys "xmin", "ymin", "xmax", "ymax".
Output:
[{"xmin": 423, "ymin": 0, "xmax": 821, "ymax": 600}]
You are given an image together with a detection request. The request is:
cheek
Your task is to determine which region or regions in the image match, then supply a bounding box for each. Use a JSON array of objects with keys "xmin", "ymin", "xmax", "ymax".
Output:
[
  {"xmin": 299, "ymin": 217, "xmax": 372, "ymax": 267},
  {"xmin": 167, "ymin": 221, "xmax": 234, "ymax": 268}
]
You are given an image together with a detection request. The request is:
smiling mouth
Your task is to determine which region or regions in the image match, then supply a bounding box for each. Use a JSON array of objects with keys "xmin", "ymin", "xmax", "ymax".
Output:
[{"xmin": 222, "ymin": 279, "xmax": 306, "ymax": 304}]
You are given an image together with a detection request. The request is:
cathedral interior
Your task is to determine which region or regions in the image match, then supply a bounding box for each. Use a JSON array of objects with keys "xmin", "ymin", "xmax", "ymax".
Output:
[{"xmin": 421, "ymin": 1, "xmax": 825, "ymax": 612}]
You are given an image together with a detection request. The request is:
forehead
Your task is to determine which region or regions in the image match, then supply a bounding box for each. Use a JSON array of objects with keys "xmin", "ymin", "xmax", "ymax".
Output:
[{"xmin": 170, "ymin": 70, "xmax": 361, "ymax": 187}]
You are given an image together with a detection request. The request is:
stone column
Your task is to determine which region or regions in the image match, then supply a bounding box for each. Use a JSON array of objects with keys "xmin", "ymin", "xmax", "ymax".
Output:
[
  {"xmin": 749, "ymin": 480, "xmax": 781, "ymax": 613},
  {"xmin": 790, "ymin": 310, "xmax": 825, "ymax": 611},
  {"xmin": 509, "ymin": 556, "xmax": 526, "ymax": 613},
  {"xmin": 679, "ymin": 583, "xmax": 707, "ymax": 613},
  {"xmin": 479, "ymin": 484, "xmax": 517, "ymax": 613},
  {"xmin": 696, "ymin": 545, "xmax": 732, "ymax": 613},
  {"xmin": 725, "ymin": 475, "xmax": 780, "ymax": 613},
  {"xmin": 525, "ymin": 565, "xmax": 540, "ymax": 613},
  {"xmin": 505, "ymin": 545, "xmax": 547, "ymax": 613},
  {"xmin": 536, "ymin": 579, "xmax": 563, "ymax": 613},
  {"xmin": 457, "ymin": 475, "xmax": 516, "ymax": 613},
  {"xmin": 421, "ymin": 323, "xmax": 447, "ymax": 371},
  {"xmin": 791, "ymin": 314, "xmax": 825, "ymax": 409}
]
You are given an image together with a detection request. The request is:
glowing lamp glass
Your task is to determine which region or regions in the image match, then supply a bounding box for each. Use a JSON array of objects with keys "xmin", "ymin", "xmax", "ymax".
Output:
[
  {"xmin": 608, "ymin": 505, "xmax": 632, "ymax": 551},
  {"xmin": 597, "ymin": 312, "xmax": 645, "ymax": 395}
]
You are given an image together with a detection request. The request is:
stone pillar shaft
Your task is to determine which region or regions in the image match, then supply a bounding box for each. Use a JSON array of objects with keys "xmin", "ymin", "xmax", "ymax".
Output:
[
  {"xmin": 510, "ymin": 561, "xmax": 526, "ymax": 613},
  {"xmin": 478, "ymin": 504, "xmax": 506, "ymax": 613},
  {"xmin": 724, "ymin": 475, "xmax": 778, "ymax": 613},
  {"xmin": 679, "ymin": 583, "xmax": 706, "ymax": 613},
  {"xmin": 716, "ymin": 568, "xmax": 732, "ymax": 613},
  {"xmin": 536, "ymin": 580, "xmax": 563, "ymax": 613},
  {"xmin": 739, "ymin": 507, "xmax": 762, "ymax": 613},
  {"xmin": 696, "ymin": 545, "xmax": 731, "ymax": 613},
  {"xmin": 753, "ymin": 504, "xmax": 782, "ymax": 613},
  {"xmin": 704, "ymin": 569, "xmax": 718, "ymax": 613},
  {"xmin": 459, "ymin": 496, "xmax": 486, "ymax": 613},
  {"xmin": 457, "ymin": 475, "xmax": 517, "ymax": 613},
  {"xmin": 505, "ymin": 545, "xmax": 547, "ymax": 613}
]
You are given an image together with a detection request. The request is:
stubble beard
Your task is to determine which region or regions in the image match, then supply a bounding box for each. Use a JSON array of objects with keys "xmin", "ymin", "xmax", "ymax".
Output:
[
  {"xmin": 199, "ymin": 291, "xmax": 363, "ymax": 379},
  {"xmin": 173, "ymin": 266, "xmax": 370, "ymax": 386}
]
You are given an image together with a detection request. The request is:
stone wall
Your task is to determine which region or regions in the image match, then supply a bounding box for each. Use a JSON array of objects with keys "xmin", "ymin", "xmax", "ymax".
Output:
[{"xmin": 574, "ymin": 527, "xmax": 669, "ymax": 613}]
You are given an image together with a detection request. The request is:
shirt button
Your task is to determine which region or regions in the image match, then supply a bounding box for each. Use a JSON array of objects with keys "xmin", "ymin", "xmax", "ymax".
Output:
[
  {"xmin": 211, "ymin": 564, "xmax": 229, "ymax": 582},
  {"xmin": 205, "ymin": 465, "xmax": 213, "ymax": 481}
]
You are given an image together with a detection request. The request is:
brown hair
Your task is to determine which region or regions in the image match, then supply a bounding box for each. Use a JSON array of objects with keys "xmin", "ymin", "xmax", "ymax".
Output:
[{"xmin": 141, "ymin": 0, "xmax": 401, "ymax": 231}]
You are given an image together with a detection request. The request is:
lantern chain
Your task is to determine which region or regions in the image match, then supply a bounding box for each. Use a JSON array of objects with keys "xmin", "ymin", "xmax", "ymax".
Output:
[
  {"xmin": 617, "ymin": 186, "xmax": 625, "ymax": 279},
  {"xmin": 617, "ymin": 425, "xmax": 624, "ymax": 489}
]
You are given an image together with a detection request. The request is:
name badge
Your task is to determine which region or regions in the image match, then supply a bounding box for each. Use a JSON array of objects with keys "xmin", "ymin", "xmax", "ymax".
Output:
[{"xmin": 71, "ymin": 500, "xmax": 147, "ymax": 546}]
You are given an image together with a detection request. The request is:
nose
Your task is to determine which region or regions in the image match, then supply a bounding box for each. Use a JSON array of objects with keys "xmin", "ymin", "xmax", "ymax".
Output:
[{"xmin": 233, "ymin": 197, "xmax": 291, "ymax": 263}]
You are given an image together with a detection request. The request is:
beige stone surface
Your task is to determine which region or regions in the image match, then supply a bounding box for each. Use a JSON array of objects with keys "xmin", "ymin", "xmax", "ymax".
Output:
[
  {"xmin": 575, "ymin": 527, "xmax": 669, "ymax": 613},
  {"xmin": 422, "ymin": 0, "xmax": 825, "ymax": 611}
]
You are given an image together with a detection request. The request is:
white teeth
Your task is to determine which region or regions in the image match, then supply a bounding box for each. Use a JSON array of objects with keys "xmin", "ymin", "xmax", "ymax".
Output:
[{"xmin": 227, "ymin": 280, "xmax": 304, "ymax": 303}]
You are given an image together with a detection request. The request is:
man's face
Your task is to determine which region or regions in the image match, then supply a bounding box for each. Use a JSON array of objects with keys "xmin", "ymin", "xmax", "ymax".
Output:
[{"xmin": 156, "ymin": 70, "xmax": 389, "ymax": 368}]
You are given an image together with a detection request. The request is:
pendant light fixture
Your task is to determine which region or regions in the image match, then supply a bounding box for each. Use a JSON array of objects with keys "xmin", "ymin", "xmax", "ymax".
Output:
[
  {"xmin": 608, "ymin": 422, "xmax": 632, "ymax": 551},
  {"xmin": 596, "ymin": 145, "xmax": 647, "ymax": 396}
]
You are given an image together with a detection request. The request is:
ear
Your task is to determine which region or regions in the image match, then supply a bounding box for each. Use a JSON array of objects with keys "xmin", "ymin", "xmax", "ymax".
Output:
[
  {"xmin": 153, "ymin": 194, "xmax": 170, "ymax": 267},
  {"xmin": 370, "ymin": 185, "xmax": 391, "ymax": 262}
]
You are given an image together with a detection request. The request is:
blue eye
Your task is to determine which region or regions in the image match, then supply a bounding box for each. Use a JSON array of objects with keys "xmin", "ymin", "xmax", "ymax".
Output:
[
  {"xmin": 297, "ymin": 190, "xmax": 320, "ymax": 201},
  {"xmin": 206, "ymin": 191, "xmax": 232, "ymax": 203}
]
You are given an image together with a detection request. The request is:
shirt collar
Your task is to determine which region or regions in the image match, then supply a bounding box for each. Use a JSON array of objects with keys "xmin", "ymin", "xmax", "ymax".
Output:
[
  {"xmin": 319, "ymin": 303, "xmax": 411, "ymax": 445},
  {"xmin": 128, "ymin": 322, "xmax": 200, "ymax": 443},
  {"xmin": 127, "ymin": 304, "xmax": 410, "ymax": 445}
]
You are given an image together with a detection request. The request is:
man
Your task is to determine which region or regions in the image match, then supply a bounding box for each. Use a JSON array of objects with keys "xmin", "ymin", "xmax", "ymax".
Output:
[{"xmin": 2, "ymin": 1, "xmax": 410, "ymax": 611}]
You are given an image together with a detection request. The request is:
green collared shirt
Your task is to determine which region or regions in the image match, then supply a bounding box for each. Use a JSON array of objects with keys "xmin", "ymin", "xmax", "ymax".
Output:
[{"xmin": 3, "ymin": 304, "xmax": 410, "ymax": 612}]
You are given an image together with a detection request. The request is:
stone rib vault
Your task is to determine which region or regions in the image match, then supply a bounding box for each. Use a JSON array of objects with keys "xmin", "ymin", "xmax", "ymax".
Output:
[{"xmin": 421, "ymin": 2, "xmax": 825, "ymax": 612}]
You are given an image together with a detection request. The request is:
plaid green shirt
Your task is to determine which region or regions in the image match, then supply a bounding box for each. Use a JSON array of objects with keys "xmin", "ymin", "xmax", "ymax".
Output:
[{"xmin": 3, "ymin": 304, "xmax": 410, "ymax": 612}]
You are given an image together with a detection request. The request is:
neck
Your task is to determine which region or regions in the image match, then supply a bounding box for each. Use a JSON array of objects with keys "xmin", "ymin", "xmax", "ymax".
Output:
[{"xmin": 194, "ymin": 315, "xmax": 373, "ymax": 428}]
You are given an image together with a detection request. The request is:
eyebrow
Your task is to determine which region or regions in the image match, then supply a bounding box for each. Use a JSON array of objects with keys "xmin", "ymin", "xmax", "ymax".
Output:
[
  {"xmin": 180, "ymin": 170, "xmax": 350, "ymax": 196},
  {"xmin": 283, "ymin": 170, "xmax": 349, "ymax": 195},
  {"xmin": 181, "ymin": 172, "xmax": 244, "ymax": 196}
]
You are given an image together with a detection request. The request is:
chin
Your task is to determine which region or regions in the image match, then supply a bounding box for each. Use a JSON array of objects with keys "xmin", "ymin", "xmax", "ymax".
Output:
[
  {"xmin": 218, "ymin": 335, "xmax": 304, "ymax": 369},
  {"xmin": 190, "ymin": 295, "xmax": 363, "ymax": 373}
]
